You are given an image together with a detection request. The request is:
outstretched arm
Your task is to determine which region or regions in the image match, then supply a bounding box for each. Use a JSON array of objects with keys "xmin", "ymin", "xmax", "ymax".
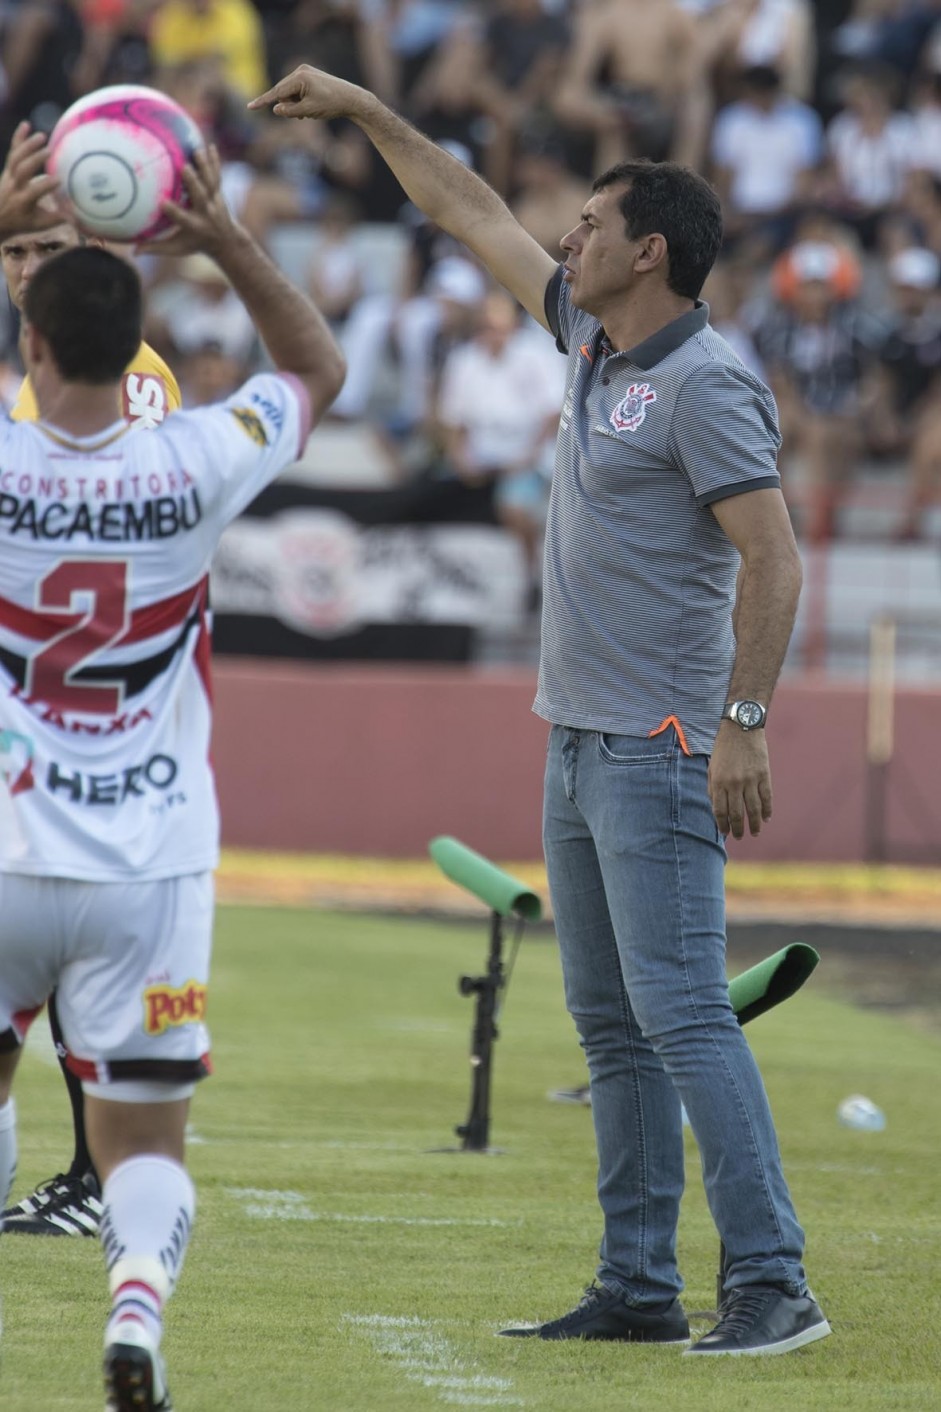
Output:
[{"xmin": 249, "ymin": 66, "xmax": 558, "ymax": 330}]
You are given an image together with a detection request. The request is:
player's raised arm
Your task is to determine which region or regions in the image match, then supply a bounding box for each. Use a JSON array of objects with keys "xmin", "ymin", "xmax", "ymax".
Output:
[
  {"xmin": 139, "ymin": 143, "xmax": 345, "ymax": 423},
  {"xmin": 249, "ymin": 65, "xmax": 558, "ymax": 330}
]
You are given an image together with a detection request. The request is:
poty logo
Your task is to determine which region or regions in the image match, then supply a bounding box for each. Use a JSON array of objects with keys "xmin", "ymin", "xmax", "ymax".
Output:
[
  {"xmin": 609, "ymin": 382, "xmax": 656, "ymax": 433},
  {"xmin": 143, "ymin": 980, "xmax": 208, "ymax": 1036}
]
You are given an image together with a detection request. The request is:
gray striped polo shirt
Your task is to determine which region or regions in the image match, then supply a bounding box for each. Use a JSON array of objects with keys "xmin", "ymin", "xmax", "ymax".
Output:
[{"xmin": 533, "ymin": 266, "xmax": 782, "ymax": 755}]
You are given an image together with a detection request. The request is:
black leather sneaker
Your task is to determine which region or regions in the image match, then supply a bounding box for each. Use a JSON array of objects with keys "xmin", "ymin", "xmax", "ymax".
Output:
[
  {"xmin": 685, "ymin": 1286, "xmax": 831, "ymax": 1356},
  {"xmin": 498, "ymin": 1282, "xmax": 689, "ymax": 1342}
]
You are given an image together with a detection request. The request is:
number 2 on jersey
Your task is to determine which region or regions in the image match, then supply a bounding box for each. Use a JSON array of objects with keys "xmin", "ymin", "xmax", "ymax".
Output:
[{"xmin": 27, "ymin": 559, "xmax": 129, "ymax": 715}]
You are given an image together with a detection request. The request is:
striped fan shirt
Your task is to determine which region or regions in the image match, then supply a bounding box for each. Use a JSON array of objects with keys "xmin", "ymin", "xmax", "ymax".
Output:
[
  {"xmin": 533, "ymin": 266, "xmax": 782, "ymax": 755},
  {"xmin": 0, "ymin": 372, "xmax": 309, "ymax": 880}
]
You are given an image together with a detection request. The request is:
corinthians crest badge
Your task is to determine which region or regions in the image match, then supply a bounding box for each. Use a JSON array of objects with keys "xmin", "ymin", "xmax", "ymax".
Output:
[{"xmin": 609, "ymin": 382, "xmax": 656, "ymax": 433}]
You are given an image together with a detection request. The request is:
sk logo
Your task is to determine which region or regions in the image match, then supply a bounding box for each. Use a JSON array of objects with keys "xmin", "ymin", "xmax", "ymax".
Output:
[
  {"xmin": 123, "ymin": 373, "xmax": 169, "ymax": 429},
  {"xmin": 609, "ymin": 382, "xmax": 656, "ymax": 433}
]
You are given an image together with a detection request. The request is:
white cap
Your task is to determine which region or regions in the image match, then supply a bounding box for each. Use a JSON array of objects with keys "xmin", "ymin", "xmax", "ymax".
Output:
[
  {"xmin": 789, "ymin": 241, "xmax": 841, "ymax": 284},
  {"xmin": 427, "ymin": 257, "xmax": 487, "ymax": 306},
  {"xmin": 888, "ymin": 246, "xmax": 940, "ymax": 290}
]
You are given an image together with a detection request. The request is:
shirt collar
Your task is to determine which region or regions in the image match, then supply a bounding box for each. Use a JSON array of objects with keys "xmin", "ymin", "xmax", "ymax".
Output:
[{"xmin": 600, "ymin": 301, "xmax": 710, "ymax": 369}]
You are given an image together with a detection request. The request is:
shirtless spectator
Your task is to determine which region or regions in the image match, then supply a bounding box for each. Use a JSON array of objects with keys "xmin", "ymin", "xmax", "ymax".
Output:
[
  {"xmin": 702, "ymin": 0, "xmax": 816, "ymax": 105},
  {"xmin": 710, "ymin": 63, "xmax": 823, "ymax": 258},
  {"xmin": 510, "ymin": 134, "xmax": 591, "ymax": 260},
  {"xmin": 866, "ymin": 246, "xmax": 941, "ymax": 538},
  {"xmin": 553, "ymin": 0, "xmax": 710, "ymax": 172}
]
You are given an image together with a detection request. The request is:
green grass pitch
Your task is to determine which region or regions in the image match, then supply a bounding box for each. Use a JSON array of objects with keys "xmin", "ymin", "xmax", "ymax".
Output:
[{"xmin": 1, "ymin": 905, "xmax": 939, "ymax": 1410}]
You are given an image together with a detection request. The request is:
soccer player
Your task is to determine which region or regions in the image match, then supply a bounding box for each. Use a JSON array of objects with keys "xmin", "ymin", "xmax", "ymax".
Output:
[
  {"xmin": 0, "ymin": 123, "xmax": 344, "ymax": 1410},
  {"xmin": 1, "ymin": 214, "xmax": 183, "ymax": 1241}
]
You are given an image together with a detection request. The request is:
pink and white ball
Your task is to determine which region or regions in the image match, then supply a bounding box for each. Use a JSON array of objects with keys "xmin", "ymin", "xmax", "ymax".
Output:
[{"xmin": 47, "ymin": 85, "xmax": 203, "ymax": 242}]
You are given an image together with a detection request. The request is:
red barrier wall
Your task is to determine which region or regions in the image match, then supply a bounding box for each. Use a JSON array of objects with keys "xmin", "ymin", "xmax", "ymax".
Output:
[{"xmin": 212, "ymin": 660, "xmax": 941, "ymax": 863}]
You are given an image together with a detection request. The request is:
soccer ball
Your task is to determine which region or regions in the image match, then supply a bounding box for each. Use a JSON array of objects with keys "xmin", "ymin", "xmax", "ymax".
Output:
[{"xmin": 47, "ymin": 84, "xmax": 203, "ymax": 242}]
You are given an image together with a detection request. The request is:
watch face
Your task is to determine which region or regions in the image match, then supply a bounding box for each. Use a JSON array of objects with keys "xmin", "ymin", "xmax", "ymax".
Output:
[{"xmin": 736, "ymin": 701, "xmax": 764, "ymax": 729}]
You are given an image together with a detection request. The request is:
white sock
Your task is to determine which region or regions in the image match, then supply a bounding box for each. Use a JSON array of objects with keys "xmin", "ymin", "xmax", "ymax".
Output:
[
  {"xmin": 0, "ymin": 1098, "xmax": 16, "ymax": 1217},
  {"xmin": 101, "ymin": 1155, "xmax": 195, "ymax": 1348}
]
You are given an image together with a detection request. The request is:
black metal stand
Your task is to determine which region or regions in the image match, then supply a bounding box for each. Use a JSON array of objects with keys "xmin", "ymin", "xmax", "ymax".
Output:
[{"xmin": 431, "ymin": 908, "xmax": 506, "ymax": 1155}]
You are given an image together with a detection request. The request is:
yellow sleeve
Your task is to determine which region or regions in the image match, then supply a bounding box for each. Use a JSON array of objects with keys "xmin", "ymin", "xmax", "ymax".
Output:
[
  {"xmin": 10, "ymin": 376, "xmax": 38, "ymax": 422},
  {"xmin": 12, "ymin": 343, "xmax": 181, "ymax": 426},
  {"xmin": 127, "ymin": 342, "xmax": 183, "ymax": 411}
]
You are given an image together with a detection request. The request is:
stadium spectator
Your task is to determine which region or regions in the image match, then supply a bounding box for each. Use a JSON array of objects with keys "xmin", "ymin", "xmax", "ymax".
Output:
[
  {"xmin": 704, "ymin": 0, "xmax": 816, "ymax": 103},
  {"xmin": 393, "ymin": 253, "xmax": 487, "ymax": 433},
  {"xmin": 553, "ymin": 0, "xmax": 711, "ymax": 172},
  {"xmin": 509, "ymin": 133, "xmax": 592, "ymax": 260},
  {"xmin": 0, "ymin": 0, "xmax": 104, "ymax": 150},
  {"xmin": 866, "ymin": 245, "xmax": 941, "ymax": 538},
  {"xmin": 908, "ymin": 45, "xmax": 941, "ymax": 179},
  {"xmin": 176, "ymin": 337, "xmax": 251, "ymax": 404},
  {"xmin": 824, "ymin": 61, "xmax": 920, "ymax": 247},
  {"xmin": 701, "ymin": 256, "xmax": 767, "ymax": 378},
  {"xmin": 755, "ymin": 238, "xmax": 882, "ymax": 540},
  {"xmin": 435, "ymin": 289, "xmax": 564, "ymax": 607},
  {"xmin": 149, "ymin": 0, "xmax": 268, "ymax": 100},
  {"xmin": 306, "ymin": 191, "xmax": 369, "ymax": 329},
  {"xmin": 266, "ymin": 0, "xmax": 396, "ymax": 103},
  {"xmin": 827, "ymin": 0, "xmax": 939, "ymax": 84},
  {"xmin": 240, "ymin": 107, "xmax": 372, "ymax": 241},
  {"xmin": 446, "ymin": 0, "xmax": 571, "ymax": 196},
  {"xmin": 709, "ymin": 63, "xmax": 824, "ymax": 258},
  {"xmin": 81, "ymin": 0, "xmax": 160, "ymax": 89},
  {"xmin": 147, "ymin": 252, "xmax": 257, "ymax": 366},
  {"xmin": 0, "ymin": 131, "xmax": 344, "ymax": 1407},
  {"xmin": 251, "ymin": 61, "xmax": 829, "ymax": 1360},
  {"xmin": 897, "ymin": 167, "xmax": 941, "ymax": 259},
  {"xmin": 365, "ymin": 0, "xmax": 469, "ymax": 110},
  {"xmin": 329, "ymin": 162, "xmax": 487, "ymax": 426},
  {"xmin": 0, "ymin": 214, "xmax": 182, "ymax": 1240}
]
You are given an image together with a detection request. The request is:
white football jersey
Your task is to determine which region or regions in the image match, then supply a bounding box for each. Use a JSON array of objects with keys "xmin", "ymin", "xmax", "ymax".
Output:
[{"xmin": 0, "ymin": 372, "xmax": 309, "ymax": 880}]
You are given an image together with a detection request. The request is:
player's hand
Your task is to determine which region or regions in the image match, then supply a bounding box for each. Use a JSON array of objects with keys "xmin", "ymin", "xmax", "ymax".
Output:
[
  {"xmin": 708, "ymin": 724, "xmax": 773, "ymax": 840},
  {"xmin": 248, "ymin": 65, "xmax": 366, "ymax": 122},
  {"xmin": 0, "ymin": 123, "xmax": 64, "ymax": 240},
  {"xmin": 135, "ymin": 145, "xmax": 236, "ymax": 257}
]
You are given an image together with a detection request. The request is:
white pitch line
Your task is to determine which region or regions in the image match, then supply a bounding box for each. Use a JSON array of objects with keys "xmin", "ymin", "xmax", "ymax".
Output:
[
  {"xmin": 344, "ymin": 1314, "xmax": 524, "ymax": 1408},
  {"xmin": 226, "ymin": 1188, "xmax": 519, "ymax": 1228}
]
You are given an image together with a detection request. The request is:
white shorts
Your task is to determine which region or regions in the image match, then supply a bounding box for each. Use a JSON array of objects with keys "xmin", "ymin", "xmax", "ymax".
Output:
[{"xmin": 0, "ymin": 872, "xmax": 213, "ymax": 1089}]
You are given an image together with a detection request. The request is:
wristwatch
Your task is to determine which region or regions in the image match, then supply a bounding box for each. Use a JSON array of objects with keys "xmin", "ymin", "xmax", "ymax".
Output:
[{"xmin": 722, "ymin": 699, "xmax": 767, "ymax": 731}]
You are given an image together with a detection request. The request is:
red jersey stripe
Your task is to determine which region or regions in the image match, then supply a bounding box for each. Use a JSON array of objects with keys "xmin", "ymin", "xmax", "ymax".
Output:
[{"xmin": 0, "ymin": 577, "xmax": 207, "ymax": 647}]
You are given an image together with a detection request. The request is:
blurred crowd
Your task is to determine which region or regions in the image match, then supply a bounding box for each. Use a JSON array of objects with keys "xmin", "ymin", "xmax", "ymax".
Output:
[{"xmin": 4, "ymin": 0, "xmax": 941, "ymax": 564}]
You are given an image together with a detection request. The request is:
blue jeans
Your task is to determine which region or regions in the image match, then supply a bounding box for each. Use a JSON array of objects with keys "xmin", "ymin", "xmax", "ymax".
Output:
[{"xmin": 543, "ymin": 725, "xmax": 807, "ymax": 1305}]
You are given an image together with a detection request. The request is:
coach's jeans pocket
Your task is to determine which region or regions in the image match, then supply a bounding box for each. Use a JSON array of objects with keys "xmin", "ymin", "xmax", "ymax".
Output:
[{"xmin": 597, "ymin": 733, "xmax": 674, "ymax": 766}]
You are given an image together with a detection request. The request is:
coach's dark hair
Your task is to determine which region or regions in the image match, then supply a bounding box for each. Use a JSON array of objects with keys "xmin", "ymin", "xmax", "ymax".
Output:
[
  {"xmin": 593, "ymin": 160, "xmax": 723, "ymax": 300},
  {"xmin": 23, "ymin": 246, "xmax": 141, "ymax": 382}
]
